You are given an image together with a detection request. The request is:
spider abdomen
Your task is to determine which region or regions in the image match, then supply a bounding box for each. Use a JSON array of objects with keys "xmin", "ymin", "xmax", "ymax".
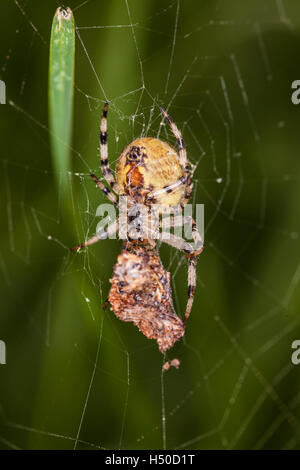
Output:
[{"xmin": 116, "ymin": 137, "xmax": 185, "ymax": 206}]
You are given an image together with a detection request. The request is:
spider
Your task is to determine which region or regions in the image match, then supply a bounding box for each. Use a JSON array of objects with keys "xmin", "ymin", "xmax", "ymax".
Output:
[{"xmin": 71, "ymin": 103, "xmax": 204, "ymax": 353}]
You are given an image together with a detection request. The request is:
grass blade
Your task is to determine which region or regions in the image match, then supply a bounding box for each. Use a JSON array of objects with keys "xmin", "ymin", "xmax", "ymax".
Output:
[{"xmin": 49, "ymin": 7, "xmax": 75, "ymax": 192}]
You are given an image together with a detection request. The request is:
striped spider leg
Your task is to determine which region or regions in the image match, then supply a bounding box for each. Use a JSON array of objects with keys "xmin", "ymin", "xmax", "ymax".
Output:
[
  {"xmin": 70, "ymin": 177, "xmax": 118, "ymax": 251},
  {"xmin": 71, "ymin": 103, "xmax": 120, "ymax": 252},
  {"xmin": 99, "ymin": 102, "xmax": 121, "ymax": 193},
  {"xmin": 146, "ymin": 108, "xmax": 193, "ymax": 209},
  {"xmin": 160, "ymin": 213, "xmax": 204, "ymax": 324},
  {"xmin": 70, "ymin": 218, "xmax": 118, "ymax": 252},
  {"xmin": 90, "ymin": 173, "xmax": 118, "ymax": 206}
]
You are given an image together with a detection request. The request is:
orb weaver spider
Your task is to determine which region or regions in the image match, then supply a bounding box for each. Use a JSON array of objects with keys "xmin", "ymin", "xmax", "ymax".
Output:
[{"xmin": 71, "ymin": 103, "xmax": 204, "ymax": 353}]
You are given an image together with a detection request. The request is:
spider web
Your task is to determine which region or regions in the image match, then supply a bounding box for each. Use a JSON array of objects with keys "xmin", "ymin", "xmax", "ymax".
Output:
[{"xmin": 1, "ymin": 0, "xmax": 300, "ymax": 450}]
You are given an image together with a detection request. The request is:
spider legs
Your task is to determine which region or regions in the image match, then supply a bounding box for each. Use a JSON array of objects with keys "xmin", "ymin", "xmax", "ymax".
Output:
[
  {"xmin": 90, "ymin": 173, "xmax": 118, "ymax": 206},
  {"xmin": 70, "ymin": 220, "xmax": 118, "ymax": 252},
  {"xmin": 146, "ymin": 108, "xmax": 193, "ymax": 207},
  {"xmin": 179, "ymin": 177, "xmax": 193, "ymax": 209},
  {"xmin": 186, "ymin": 255, "xmax": 197, "ymax": 325},
  {"xmin": 146, "ymin": 173, "xmax": 193, "ymax": 209},
  {"xmin": 161, "ymin": 213, "xmax": 203, "ymax": 253},
  {"xmin": 146, "ymin": 176, "xmax": 187, "ymax": 202},
  {"xmin": 160, "ymin": 107, "xmax": 188, "ymax": 170},
  {"xmin": 160, "ymin": 107, "xmax": 192, "ymax": 208},
  {"xmin": 70, "ymin": 170, "xmax": 119, "ymax": 252},
  {"xmin": 159, "ymin": 214, "xmax": 204, "ymax": 324},
  {"xmin": 99, "ymin": 102, "xmax": 121, "ymax": 193}
]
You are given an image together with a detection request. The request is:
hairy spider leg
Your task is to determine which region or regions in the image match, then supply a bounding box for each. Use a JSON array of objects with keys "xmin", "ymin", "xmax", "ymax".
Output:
[
  {"xmin": 159, "ymin": 214, "xmax": 204, "ymax": 324},
  {"xmin": 146, "ymin": 108, "xmax": 193, "ymax": 209},
  {"xmin": 70, "ymin": 220, "xmax": 118, "ymax": 252},
  {"xmin": 160, "ymin": 107, "xmax": 192, "ymax": 209},
  {"xmin": 99, "ymin": 102, "xmax": 121, "ymax": 193},
  {"xmin": 90, "ymin": 173, "xmax": 119, "ymax": 206},
  {"xmin": 186, "ymin": 255, "xmax": 197, "ymax": 324}
]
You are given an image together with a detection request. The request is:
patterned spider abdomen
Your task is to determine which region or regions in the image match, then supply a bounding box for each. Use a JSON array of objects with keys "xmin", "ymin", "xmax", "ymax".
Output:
[
  {"xmin": 108, "ymin": 243, "xmax": 185, "ymax": 353},
  {"xmin": 116, "ymin": 137, "xmax": 185, "ymax": 206}
]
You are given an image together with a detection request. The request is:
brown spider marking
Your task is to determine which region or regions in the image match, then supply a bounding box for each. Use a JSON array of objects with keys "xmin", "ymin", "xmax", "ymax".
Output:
[
  {"xmin": 126, "ymin": 165, "xmax": 144, "ymax": 191},
  {"xmin": 124, "ymin": 146, "xmax": 151, "ymax": 197},
  {"xmin": 108, "ymin": 243, "xmax": 185, "ymax": 353},
  {"xmin": 125, "ymin": 145, "xmax": 148, "ymax": 165}
]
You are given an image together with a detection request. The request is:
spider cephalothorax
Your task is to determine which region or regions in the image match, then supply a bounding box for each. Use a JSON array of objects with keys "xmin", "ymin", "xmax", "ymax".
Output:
[{"xmin": 71, "ymin": 103, "xmax": 204, "ymax": 353}]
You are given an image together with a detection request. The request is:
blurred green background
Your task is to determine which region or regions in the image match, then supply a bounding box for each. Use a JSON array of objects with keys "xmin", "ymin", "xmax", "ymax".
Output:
[{"xmin": 1, "ymin": 0, "xmax": 300, "ymax": 450}]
